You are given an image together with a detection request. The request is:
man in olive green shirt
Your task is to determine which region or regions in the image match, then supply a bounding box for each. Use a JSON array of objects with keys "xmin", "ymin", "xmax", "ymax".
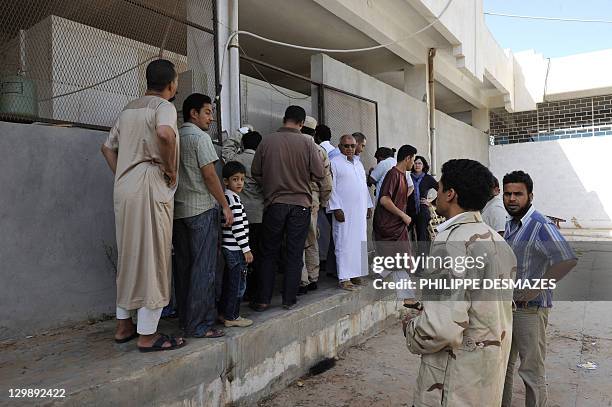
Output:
[{"xmin": 173, "ymin": 93, "xmax": 232, "ymax": 338}]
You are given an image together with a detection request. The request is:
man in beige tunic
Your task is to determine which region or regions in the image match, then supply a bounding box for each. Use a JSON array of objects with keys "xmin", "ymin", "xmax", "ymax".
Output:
[
  {"xmin": 404, "ymin": 159, "xmax": 516, "ymax": 406},
  {"xmin": 101, "ymin": 59, "xmax": 185, "ymax": 352}
]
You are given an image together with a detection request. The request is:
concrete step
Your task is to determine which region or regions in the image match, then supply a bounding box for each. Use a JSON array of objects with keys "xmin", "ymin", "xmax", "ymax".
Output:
[{"xmin": 0, "ymin": 278, "xmax": 399, "ymax": 407}]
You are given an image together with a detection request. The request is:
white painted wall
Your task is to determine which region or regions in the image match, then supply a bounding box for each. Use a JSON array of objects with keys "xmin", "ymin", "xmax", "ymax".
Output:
[
  {"xmin": 408, "ymin": 0, "xmax": 515, "ymax": 110},
  {"xmin": 311, "ymin": 54, "xmax": 489, "ymax": 174},
  {"xmin": 489, "ymin": 137, "xmax": 612, "ymax": 229},
  {"xmin": 512, "ymin": 49, "xmax": 612, "ymax": 112}
]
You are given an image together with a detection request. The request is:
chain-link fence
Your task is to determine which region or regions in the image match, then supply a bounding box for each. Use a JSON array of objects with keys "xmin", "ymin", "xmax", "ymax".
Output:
[{"xmin": 0, "ymin": 0, "xmax": 219, "ymax": 134}]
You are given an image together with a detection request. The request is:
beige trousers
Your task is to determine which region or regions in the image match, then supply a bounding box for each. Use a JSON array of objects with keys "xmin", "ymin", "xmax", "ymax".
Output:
[
  {"xmin": 502, "ymin": 306, "xmax": 549, "ymax": 407},
  {"xmin": 301, "ymin": 205, "xmax": 320, "ymax": 286}
]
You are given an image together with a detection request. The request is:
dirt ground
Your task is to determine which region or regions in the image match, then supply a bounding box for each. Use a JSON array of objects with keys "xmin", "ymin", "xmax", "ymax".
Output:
[{"xmin": 259, "ymin": 301, "xmax": 612, "ymax": 407}]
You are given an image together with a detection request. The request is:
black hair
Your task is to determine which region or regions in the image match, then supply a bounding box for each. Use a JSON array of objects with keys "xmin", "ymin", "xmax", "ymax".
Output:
[
  {"xmin": 503, "ymin": 170, "xmax": 533, "ymax": 194},
  {"xmin": 222, "ymin": 161, "xmax": 246, "ymax": 179},
  {"xmin": 182, "ymin": 93, "xmax": 212, "ymax": 123},
  {"xmin": 440, "ymin": 159, "xmax": 493, "ymax": 211},
  {"xmin": 315, "ymin": 124, "xmax": 331, "ymax": 141},
  {"xmin": 301, "ymin": 126, "xmax": 315, "ymax": 136},
  {"xmin": 491, "ymin": 176, "xmax": 500, "ymax": 189},
  {"xmin": 397, "ymin": 145, "xmax": 417, "ymax": 162},
  {"xmin": 412, "ymin": 155, "xmax": 430, "ymax": 173},
  {"xmin": 352, "ymin": 132, "xmax": 366, "ymax": 143},
  {"xmin": 242, "ymin": 131, "xmax": 262, "ymax": 150},
  {"xmin": 374, "ymin": 147, "xmax": 395, "ymax": 160},
  {"xmin": 146, "ymin": 59, "xmax": 177, "ymax": 92},
  {"xmin": 283, "ymin": 105, "xmax": 306, "ymax": 124}
]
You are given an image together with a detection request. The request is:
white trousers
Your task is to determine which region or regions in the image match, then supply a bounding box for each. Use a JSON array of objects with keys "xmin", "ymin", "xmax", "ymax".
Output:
[{"xmin": 116, "ymin": 306, "xmax": 163, "ymax": 335}]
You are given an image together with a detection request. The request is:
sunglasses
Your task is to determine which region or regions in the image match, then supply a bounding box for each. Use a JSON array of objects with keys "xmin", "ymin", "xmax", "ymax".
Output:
[{"xmin": 341, "ymin": 144, "xmax": 356, "ymax": 148}]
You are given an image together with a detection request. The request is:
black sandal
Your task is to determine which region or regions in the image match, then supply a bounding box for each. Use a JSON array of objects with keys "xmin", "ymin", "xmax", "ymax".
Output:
[
  {"xmin": 138, "ymin": 334, "xmax": 186, "ymax": 353},
  {"xmin": 114, "ymin": 331, "xmax": 138, "ymax": 344}
]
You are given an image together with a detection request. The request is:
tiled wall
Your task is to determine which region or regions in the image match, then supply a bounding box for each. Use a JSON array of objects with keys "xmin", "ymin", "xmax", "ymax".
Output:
[{"xmin": 490, "ymin": 94, "xmax": 612, "ymax": 144}]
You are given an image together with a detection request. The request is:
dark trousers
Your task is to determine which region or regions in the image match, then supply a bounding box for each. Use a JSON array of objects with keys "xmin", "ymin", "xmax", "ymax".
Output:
[
  {"xmin": 219, "ymin": 248, "xmax": 247, "ymax": 320},
  {"xmin": 325, "ymin": 211, "xmax": 337, "ymax": 276},
  {"xmin": 244, "ymin": 223, "xmax": 263, "ymax": 301},
  {"xmin": 410, "ymin": 207, "xmax": 432, "ymax": 259},
  {"xmin": 172, "ymin": 208, "xmax": 218, "ymax": 337},
  {"xmin": 257, "ymin": 203, "xmax": 310, "ymax": 306}
]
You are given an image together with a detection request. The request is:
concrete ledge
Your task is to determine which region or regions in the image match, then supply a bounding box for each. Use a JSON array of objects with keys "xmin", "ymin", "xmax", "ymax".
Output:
[{"xmin": 0, "ymin": 279, "xmax": 399, "ymax": 407}]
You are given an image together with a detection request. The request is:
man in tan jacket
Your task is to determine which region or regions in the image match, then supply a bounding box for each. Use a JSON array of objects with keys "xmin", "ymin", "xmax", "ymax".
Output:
[
  {"xmin": 404, "ymin": 159, "xmax": 516, "ymax": 406},
  {"xmin": 299, "ymin": 116, "xmax": 332, "ymax": 293}
]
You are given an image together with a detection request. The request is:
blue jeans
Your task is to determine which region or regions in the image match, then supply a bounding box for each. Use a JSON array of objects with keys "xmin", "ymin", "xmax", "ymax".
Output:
[
  {"xmin": 220, "ymin": 248, "xmax": 247, "ymax": 320},
  {"xmin": 172, "ymin": 208, "xmax": 218, "ymax": 336}
]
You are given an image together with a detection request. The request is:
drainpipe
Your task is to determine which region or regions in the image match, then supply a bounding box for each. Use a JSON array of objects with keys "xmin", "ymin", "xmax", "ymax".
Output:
[
  {"xmin": 217, "ymin": 0, "xmax": 240, "ymax": 140},
  {"xmin": 228, "ymin": 0, "xmax": 240, "ymax": 137},
  {"xmin": 428, "ymin": 48, "xmax": 437, "ymax": 175}
]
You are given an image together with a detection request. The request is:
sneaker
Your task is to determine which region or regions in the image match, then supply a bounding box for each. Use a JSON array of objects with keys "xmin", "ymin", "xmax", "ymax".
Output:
[
  {"xmin": 339, "ymin": 281, "xmax": 356, "ymax": 291},
  {"xmin": 307, "ymin": 282, "xmax": 318, "ymax": 291},
  {"xmin": 224, "ymin": 317, "xmax": 253, "ymax": 328},
  {"xmin": 298, "ymin": 285, "xmax": 309, "ymax": 295}
]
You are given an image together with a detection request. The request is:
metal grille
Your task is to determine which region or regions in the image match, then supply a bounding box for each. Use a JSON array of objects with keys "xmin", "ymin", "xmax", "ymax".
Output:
[
  {"xmin": 239, "ymin": 57, "xmax": 314, "ymax": 137},
  {"xmin": 0, "ymin": 0, "xmax": 219, "ymax": 134},
  {"xmin": 323, "ymin": 87, "xmax": 378, "ymax": 172}
]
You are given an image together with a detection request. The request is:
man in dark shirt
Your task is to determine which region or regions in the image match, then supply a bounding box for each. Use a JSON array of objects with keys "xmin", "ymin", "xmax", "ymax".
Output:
[{"xmin": 250, "ymin": 106, "xmax": 325, "ymax": 310}]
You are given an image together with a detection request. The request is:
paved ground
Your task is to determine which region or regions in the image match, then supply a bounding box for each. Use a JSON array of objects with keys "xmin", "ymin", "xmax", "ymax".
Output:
[{"xmin": 260, "ymin": 301, "xmax": 612, "ymax": 407}]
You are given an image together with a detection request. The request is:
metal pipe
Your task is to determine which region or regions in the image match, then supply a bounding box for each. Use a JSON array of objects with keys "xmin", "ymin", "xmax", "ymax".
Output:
[
  {"xmin": 19, "ymin": 30, "xmax": 26, "ymax": 76},
  {"xmin": 228, "ymin": 0, "xmax": 241, "ymax": 137},
  {"xmin": 428, "ymin": 48, "xmax": 437, "ymax": 175}
]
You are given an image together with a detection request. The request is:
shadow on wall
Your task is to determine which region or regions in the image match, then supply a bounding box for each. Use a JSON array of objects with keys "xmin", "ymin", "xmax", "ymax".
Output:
[{"xmin": 489, "ymin": 137, "xmax": 612, "ymax": 229}]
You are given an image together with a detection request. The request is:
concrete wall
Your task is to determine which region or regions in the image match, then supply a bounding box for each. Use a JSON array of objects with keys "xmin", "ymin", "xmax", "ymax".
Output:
[
  {"xmin": 311, "ymin": 54, "xmax": 489, "ymax": 173},
  {"xmin": 0, "ymin": 122, "xmax": 116, "ymax": 340},
  {"xmin": 489, "ymin": 137, "xmax": 612, "ymax": 229},
  {"xmin": 437, "ymin": 109, "xmax": 489, "ymax": 168}
]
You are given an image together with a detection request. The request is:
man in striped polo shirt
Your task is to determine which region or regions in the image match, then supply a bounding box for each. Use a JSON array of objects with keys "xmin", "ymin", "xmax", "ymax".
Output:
[{"xmin": 501, "ymin": 170, "xmax": 577, "ymax": 407}]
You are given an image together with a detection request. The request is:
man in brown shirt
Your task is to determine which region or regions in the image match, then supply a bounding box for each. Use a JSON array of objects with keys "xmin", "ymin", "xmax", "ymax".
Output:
[
  {"xmin": 373, "ymin": 144, "xmax": 417, "ymax": 305},
  {"xmin": 251, "ymin": 106, "xmax": 325, "ymax": 310}
]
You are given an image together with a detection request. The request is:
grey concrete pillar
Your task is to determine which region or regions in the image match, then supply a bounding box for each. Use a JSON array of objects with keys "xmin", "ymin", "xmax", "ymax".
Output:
[
  {"xmin": 472, "ymin": 107, "xmax": 490, "ymax": 132},
  {"xmin": 403, "ymin": 64, "xmax": 427, "ymax": 102}
]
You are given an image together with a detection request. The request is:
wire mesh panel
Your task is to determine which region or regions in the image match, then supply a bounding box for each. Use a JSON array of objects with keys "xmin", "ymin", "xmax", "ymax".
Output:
[
  {"xmin": 0, "ymin": 0, "xmax": 218, "ymax": 133},
  {"xmin": 323, "ymin": 87, "xmax": 378, "ymax": 254},
  {"xmin": 323, "ymin": 87, "xmax": 378, "ymax": 172}
]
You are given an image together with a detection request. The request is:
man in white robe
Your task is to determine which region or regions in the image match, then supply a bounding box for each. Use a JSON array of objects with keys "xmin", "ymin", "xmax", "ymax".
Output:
[{"xmin": 327, "ymin": 134, "xmax": 373, "ymax": 291}]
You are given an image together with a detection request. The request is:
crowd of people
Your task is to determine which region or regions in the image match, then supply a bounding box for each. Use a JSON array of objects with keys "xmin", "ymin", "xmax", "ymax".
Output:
[{"xmin": 101, "ymin": 59, "xmax": 578, "ymax": 407}]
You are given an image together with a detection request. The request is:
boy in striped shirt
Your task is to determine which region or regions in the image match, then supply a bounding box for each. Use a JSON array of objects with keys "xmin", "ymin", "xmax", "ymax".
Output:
[{"xmin": 219, "ymin": 161, "xmax": 254, "ymax": 327}]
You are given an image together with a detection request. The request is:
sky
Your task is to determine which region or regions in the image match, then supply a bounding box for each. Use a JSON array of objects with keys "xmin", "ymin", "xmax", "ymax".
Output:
[{"xmin": 484, "ymin": 0, "xmax": 612, "ymax": 58}]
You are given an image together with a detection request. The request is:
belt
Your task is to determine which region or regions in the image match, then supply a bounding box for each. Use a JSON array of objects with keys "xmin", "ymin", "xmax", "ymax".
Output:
[
  {"xmin": 514, "ymin": 300, "xmax": 542, "ymax": 309},
  {"xmin": 460, "ymin": 336, "xmax": 502, "ymax": 352}
]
